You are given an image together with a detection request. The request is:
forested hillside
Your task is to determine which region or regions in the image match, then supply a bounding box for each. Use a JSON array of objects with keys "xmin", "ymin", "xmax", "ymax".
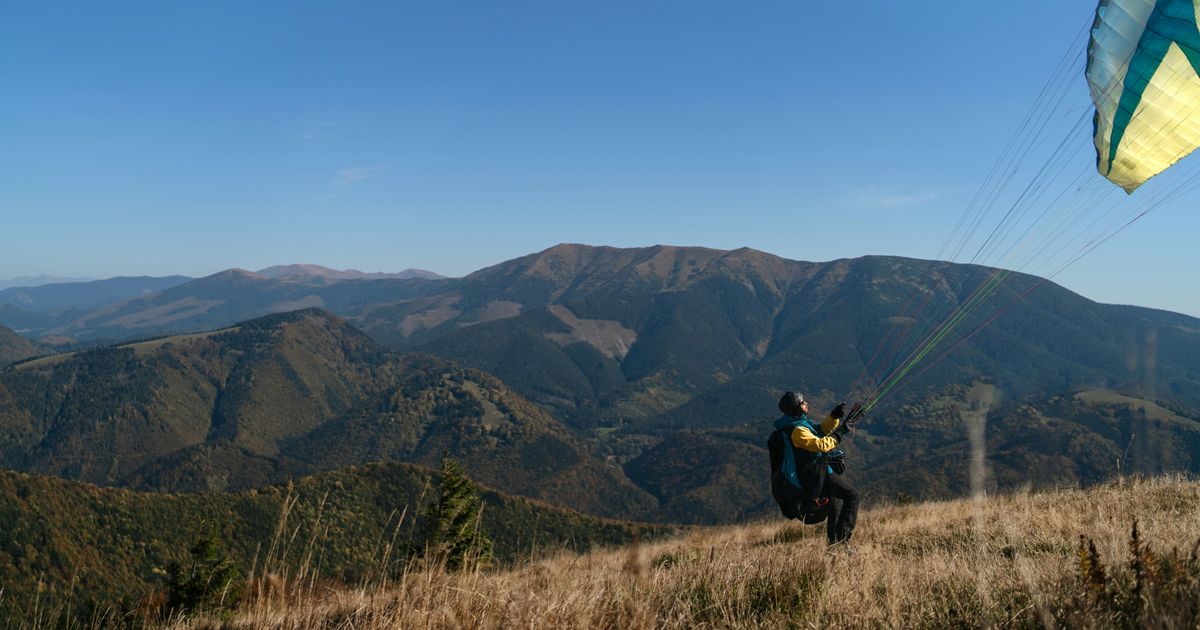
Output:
[
  {"xmin": 0, "ymin": 310, "xmax": 655, "ymax": 519},
  {"xmin": 0, "ymin": 462, "xmax": 674, "ymax": 621}
]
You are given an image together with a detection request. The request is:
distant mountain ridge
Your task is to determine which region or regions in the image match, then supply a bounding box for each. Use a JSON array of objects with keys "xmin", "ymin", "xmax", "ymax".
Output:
[
  {"xmin": 0, "ymin": 275, "xmax": 96, "ymax": 290},
  {"xmin": 0, "ymin": 268, "xmax": 451, "ymax": 343},
  {"xmin": 0, "ymin": 275, "xmax": 193, "ymax": 314},
  {"xmin": 0, "ymin": 265, "xmax": 443, "ymax": 342},
  {"xmin": 255, "ymin": 264, "xmax": 444, "ymax": 281}
]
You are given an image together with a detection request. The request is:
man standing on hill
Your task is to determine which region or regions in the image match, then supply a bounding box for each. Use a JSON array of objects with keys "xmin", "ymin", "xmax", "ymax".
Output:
[{"xmin": 768, "ymin": 391, "xmax": 859, "ymax": 551}]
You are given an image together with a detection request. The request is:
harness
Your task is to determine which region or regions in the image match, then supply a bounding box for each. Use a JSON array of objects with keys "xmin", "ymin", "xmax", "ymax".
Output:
[
  {"xmin": 776, "ymin": 416, "xmax": 826, "ymax": 489},
  {"xmin": 769, "ymin": 414, "xmax": 832, "ymax": 522}
]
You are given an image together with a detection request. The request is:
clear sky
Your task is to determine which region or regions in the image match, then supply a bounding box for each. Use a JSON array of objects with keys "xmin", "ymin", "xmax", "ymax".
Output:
[{"xmin": 4, "ymin": 2, "xmax": 1199, "ymax": 316}]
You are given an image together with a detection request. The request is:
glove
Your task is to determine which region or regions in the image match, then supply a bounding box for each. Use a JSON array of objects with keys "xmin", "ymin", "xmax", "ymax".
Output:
[
  {"xmin": 830, "ymin": 403, "xmax": 846, "ymax": 420},
  {"xmin": 830, "ymin": 422, "xmax": 850, "ymax": 444},
  {"xmin": 831, "ymin": 461, "xmax": 846, "ymax": 475}
]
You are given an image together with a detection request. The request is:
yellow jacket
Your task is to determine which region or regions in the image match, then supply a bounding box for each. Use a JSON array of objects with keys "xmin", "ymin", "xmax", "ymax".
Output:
[{"xmin": 789, "ymin": 414, "xmax": 841, "ymax": 453}]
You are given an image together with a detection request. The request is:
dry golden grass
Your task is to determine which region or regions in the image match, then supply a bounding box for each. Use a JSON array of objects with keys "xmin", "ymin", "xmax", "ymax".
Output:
[{"xmin": 169, "ymin": 474, "xmax": 1199, "ymax": 629}]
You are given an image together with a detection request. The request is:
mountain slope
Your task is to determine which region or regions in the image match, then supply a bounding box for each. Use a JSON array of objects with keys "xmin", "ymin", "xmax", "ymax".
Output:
[
  {"xmin": 0, "ymin": 309, "xmax": 656, "ymax": 519},
  {"xmin": 0, "ymin": 324, "xmax": 40, "ymax": 367},
  {"xmin": 387, "ymin": 247, "xmax": 1200, "ymax": 436}
]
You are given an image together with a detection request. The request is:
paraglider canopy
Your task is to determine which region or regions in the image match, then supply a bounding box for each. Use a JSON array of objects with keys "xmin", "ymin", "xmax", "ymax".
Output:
[{"xmin": 1087, "ymin": 0, "xmax": 1200, "ymax": 192}]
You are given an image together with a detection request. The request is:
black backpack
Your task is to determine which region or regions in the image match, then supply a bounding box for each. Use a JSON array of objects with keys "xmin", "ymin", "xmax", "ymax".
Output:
[{"xmin": 767, "ymin": 418, "xmax": 831, "ymax": 524}]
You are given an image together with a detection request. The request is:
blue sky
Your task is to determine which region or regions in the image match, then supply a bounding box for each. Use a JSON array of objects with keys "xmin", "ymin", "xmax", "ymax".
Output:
[{"xmin": 4, "ymin": 1, "xmax": 1200, "ymax": 316}]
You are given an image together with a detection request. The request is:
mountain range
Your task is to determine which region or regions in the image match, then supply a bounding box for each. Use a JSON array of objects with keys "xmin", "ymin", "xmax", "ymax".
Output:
[
  {"xmin": 0, "ymin": 275, "xmax": 96, "ymax": 291},
  {"xmin": 255, "ymin": 264, "xmax": 443, "ymax": 282},
  {"xmin": 0, "ymin": 276, "xmax": 194, "ymax": 314},
  {"xmin": 2, "ymin": 244, "xmax": 1198, "ymax": 525},
  {"xmin": 0, "ymin": 265, "xmax": 443, "ymax": 340}
]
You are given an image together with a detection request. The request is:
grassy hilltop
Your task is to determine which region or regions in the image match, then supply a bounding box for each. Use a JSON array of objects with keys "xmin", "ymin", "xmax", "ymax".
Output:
[{"xmin": 169, "ymin": 475, "xmax": 1200, "ymax": 629}]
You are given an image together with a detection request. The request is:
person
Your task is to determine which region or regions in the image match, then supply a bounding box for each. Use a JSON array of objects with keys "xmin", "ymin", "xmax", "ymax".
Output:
[{"xmin": 769, "ymin": 391, "xmax": 859, "ymax": 550}]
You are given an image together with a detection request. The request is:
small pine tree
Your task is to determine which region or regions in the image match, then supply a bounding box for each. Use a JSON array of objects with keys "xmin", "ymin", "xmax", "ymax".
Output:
[
  {"xmin": 165, "ymin": 526, "xmax": 243, "ymax": 618},
  {"xmin": 422, "ymin": 453, "xmax": 494, "ymax": 571}
]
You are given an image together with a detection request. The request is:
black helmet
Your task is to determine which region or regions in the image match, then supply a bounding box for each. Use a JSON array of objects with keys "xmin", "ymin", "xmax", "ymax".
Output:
[{"xmin": 778, "ymin": 391, "xmax": 805, "ymax": 416}]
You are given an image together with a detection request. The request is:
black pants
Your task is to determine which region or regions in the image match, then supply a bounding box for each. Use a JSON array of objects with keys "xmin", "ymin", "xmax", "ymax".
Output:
[{"xmin": 824, "ymin": 474, "xmax": 859, "ymax": 544}]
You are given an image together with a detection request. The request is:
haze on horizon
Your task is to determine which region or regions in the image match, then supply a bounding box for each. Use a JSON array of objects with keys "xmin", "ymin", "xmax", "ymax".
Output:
[{"xmin": 4, "ymin": 1, "xmax": 1200, "ymax": 317}]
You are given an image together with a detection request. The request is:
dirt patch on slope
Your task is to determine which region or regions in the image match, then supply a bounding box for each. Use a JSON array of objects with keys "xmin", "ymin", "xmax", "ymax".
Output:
[{"xmin": 544, "ymin": 305, "xmax": 637, "ymax": 359}]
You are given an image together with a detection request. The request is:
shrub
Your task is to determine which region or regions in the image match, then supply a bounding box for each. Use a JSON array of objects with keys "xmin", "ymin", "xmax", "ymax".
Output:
[
  {"xmin": 1065, "ymin": 520, "xmax": 1200, "ymax": 627},
  {"xmin": 422, "ymin": 453, "xmax": 494, "ymax": 572},
  {"xmin": 165, "ymin": 527, "xmax": 244, "ymax": 619}
]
